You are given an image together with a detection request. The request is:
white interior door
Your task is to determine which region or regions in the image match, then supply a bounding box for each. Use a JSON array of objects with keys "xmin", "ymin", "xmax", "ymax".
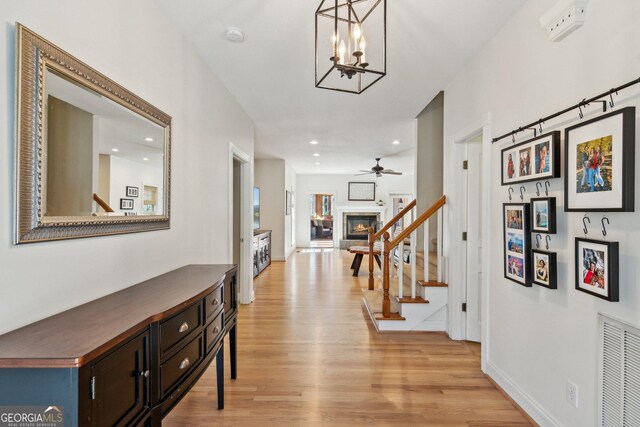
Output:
[{"xmin": 465, "ymin": 142, "xmax": 483, "ymax": 342}]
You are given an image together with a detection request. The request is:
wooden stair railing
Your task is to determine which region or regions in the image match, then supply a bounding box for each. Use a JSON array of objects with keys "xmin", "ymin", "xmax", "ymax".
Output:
[
  {"xmin": 381, "ymin": 195, "xmax": 446, "ymax": 318},
  {"xmin": 367, "ymin": 199, "xmax": 416, "ymax": 290},
  {"xmin": 93, "ymin": 193, "xmax": 114, "ymax": 213}
]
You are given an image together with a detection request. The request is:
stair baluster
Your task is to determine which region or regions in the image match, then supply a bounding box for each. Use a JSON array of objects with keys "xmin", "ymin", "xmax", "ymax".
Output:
[{"xmin": 382, "ymin": 232, "xmax": 391, "ymax": 318}]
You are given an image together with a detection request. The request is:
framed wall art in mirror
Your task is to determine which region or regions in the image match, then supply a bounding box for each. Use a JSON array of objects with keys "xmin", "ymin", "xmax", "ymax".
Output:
[{"xmin": 15, "ymin": 24, "xmax": 171, "ymax": 243}]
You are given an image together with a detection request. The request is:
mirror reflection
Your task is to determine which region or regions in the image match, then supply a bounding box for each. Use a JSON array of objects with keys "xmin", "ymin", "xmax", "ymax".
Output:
[{"xmin": 43, "ymin": 68, "xmax": 165, "ymax": 217}]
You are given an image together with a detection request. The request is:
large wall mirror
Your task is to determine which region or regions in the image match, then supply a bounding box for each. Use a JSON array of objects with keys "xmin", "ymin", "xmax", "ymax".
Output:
[{"xmin": 16, "ymin": 24, "xmax": 171, "ymax": 243}]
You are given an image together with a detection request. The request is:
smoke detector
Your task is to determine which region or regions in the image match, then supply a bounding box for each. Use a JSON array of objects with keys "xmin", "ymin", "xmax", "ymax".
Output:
[{"xmin": 224, "ymin": 27, "xmax": 245, "ymax": 43}]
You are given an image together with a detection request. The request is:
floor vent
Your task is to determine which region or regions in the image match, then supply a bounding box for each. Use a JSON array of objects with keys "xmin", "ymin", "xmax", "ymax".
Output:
[{"xmin": 599, "ymin": 314, "xmax": 640, "ymax": 426}]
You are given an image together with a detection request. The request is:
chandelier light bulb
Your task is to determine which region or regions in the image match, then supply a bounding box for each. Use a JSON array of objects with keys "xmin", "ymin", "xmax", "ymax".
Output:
[
  {"xmin": 360, "ymin": 36, "xmax": 366, "ymax": 63},
  {"xmin": 353, "ymin": 24, "xmax": 361, "ymax": 43},
  {"xmin": 338, "ymin": 40, "xmax": 346, "ymax": 64}
]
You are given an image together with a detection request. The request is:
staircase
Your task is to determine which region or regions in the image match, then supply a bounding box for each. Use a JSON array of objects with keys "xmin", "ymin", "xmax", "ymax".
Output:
[{"xmin": 362, "ymin": 196, "xmax": 447, "ymax": 332}]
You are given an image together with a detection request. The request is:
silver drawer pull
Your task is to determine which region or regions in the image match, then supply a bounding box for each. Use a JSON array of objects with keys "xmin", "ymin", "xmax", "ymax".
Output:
[
  {"xmin": 179, "ymin": 358, "xmax": 190, "ymax": 370},
  {"xmin": 178, "ymin": 322, "xmax": 189, "ymax": 333},
  {"xmin": 213, "ymin": 326, "xmax": 220, "ymax": 334},
  {"xmin": 212, "ymin": 298, "xmax": 219, "ymax": 306},
  {"xmin": 139, "ymin": 370, "xmax": 149, "ymax": 378}
]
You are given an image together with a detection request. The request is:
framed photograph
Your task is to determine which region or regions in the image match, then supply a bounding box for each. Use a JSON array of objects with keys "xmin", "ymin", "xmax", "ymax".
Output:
[
  {"xmin": 501, "ymin": 131, "xmax": 561, "ymax": 185},
  {"xmin": 503, "ymin": 203, "xmax": 531, "ymax": 287},
  {"xmin": 530, "ymin": 197, "xmax": 557, "ymax": 234},
  {"xmin": 253, "ymin": 187, "xmax": 260, "ymax": 230},
  {"xmin": 126, "ymin": 186, "xmax": 139, "ymax": 198},
  {"xmin": 285, "ymin": 190, "xmax": 291, "ymax": 216},
  {"xmin": 348, "ymin": 182, "xmax": 375, "ymax": 201},
  {"xmin": 532, "ymin": 249, "xmax": 557, "ymax": 289},
  {"xmin": 564, "ymin": 107, "xmax": 635, "ymax": 212},
  {"xmin": 120, "ymin": 198, "xmax": 134, "ymax": 210},
  {"xmin": 575, "ymin": 238, "xmax": 619, "ymax": 301}
]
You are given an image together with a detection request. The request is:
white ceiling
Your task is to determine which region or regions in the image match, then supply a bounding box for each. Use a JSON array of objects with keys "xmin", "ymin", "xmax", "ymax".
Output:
[{"xmin": 156, "ymin": 0, "xmax": 526, "ymax": 174}]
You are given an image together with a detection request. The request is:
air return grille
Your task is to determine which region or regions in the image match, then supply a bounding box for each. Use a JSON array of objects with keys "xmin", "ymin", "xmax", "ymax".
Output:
[{"xmin": 599, "ymin": 314, "xmax": 640, "ymax": 427}]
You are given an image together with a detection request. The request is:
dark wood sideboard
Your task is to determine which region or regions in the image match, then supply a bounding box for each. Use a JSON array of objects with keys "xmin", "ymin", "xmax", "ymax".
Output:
[
  {"xmin": 253, "ymin": 230, "xmax": 271, "ymax": 278},
  {"xmin": 0, "ymin": 264, "xmax": 238, "ymax": 426}
]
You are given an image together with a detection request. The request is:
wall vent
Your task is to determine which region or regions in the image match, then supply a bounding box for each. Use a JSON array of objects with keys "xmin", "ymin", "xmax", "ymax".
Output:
[{"xmin": 599, "ymin": 314, "xmax": 640, "ymax": 426}]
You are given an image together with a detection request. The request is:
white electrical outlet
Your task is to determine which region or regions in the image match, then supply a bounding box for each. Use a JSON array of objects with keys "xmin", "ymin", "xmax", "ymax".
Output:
[{"xmin": 567, "ymin": 380, "xmax": 579, "ymax": 407}]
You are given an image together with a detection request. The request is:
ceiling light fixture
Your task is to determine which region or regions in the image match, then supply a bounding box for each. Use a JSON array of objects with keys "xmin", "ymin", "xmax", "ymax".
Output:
[
  {"xmin": 144, "ymin": 137, "xmax": 154, "ymax": 142},
  {"xmin": 224, "ymin": 27, "xmax": 245, "ymax": 43},
  {"xmin": 313, "ymin": 153, "xmax": 320, "ymax": 157},
  {"xmin": 315, "ymin": 162, "xmax": 321, "ymax": 165},
  {"xmin": 143, "ymin": 157, "xmax": 149, "ymax": 161},
  {"xmin": 111, "ymin": 148, "xmax": 119, "ymax": 152},
  {"xmin": 315, "ymin": 0, "xmax": 386, "ymax": 94},
  {"xmin": 309, "ymin": 140, "xmax": 319, "ymax": 145},
  {"xmin": 392, "ymin": 140, "xmax": 400, "ymax": 145}
]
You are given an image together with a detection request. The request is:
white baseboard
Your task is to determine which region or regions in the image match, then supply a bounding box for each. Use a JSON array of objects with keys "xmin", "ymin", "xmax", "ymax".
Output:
[
  {"xmin": 486, "ymin": 361, "xmax": 562, "ymax": 427},
  {"xmin": 284, "ymin": 245, "xmax": 296, "ymax": 260}
]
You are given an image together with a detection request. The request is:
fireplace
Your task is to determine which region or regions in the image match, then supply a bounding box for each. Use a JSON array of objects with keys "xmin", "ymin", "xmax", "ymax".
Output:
[{"xmin": 344, "ymin": 213, "xmax": 379, "ymax": 240}]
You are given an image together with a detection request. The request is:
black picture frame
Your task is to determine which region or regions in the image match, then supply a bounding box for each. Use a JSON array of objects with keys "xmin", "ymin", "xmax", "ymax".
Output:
[
  {"xmin": 531, "ymin": 249, "xmax": 557, "ymax": 289},
  {"xmin": 575, "ymin": 237, "xmax": 619, "ymax": 301},
  {"xmin": 126, "ymin": 186, "xmax": 139, "ymax": 198},
  {"xmin": 348, "ymin": 182, "xmax": 375, "ymax": 201},
  {"xmin": 253, "ymin": 187, "xmax": 260, "ymax": 230},
  {"xmin": 530, "ymin": 197, "xmax": 557, "ymax": 234},
  {"xmin": 120, "ymin": 198, "xmax": 134, "ymax": 210},
  {"xmin": 564, "ymin": 107, "xmax": 635, "ymax": 212},
  {"xmin": 503, "ymin": 203, "xmax": 532, "ymax": 287},
  {"xmin": 501, "ymin": 131, "xmax": 561, "ymax": 185}
]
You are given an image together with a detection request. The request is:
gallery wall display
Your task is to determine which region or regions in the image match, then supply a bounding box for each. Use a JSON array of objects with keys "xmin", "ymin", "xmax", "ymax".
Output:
[
  {"xmin": 501, "ymin": 131, "xmax": 561, "ymax": 185},
  {"xmin": 530, "ymin": 197, "xmax": 557, "ymax": 234},
  {"xmin": 348, "ymin": 182, "xmax": 376, "ymax": 201},
  {"xmin": 503, "ymin": 203, "xmax": 531, "ymax": 287},
  {"xmin": 564, "ymin": 107, "xmax": 635, "ymax": 212},
  {"xmin": 285, "ymin": 190, "xmax": 292, "ymax": 216},
  {"xmin": 575, "ymin": 237, "xmax": 619, "ymax": 301},
  {"xmin": 531, "ymin": 249, "xmax": 557, "ymax": 289}
]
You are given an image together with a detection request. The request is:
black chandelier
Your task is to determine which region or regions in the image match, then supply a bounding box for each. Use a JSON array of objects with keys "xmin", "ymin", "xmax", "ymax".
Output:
[{"xmin": 315, "ymin": 0, "xmax": 387, "ymax": 94}]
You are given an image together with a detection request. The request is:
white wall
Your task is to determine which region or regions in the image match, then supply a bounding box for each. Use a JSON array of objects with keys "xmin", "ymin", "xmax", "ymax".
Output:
[
  {"xmin": 254, "ymin": 159, "xmax": 286, "ymax": 260},
  {"xmin": 443, "ymin": 1, "xmax": 640, "ymax": 426},
  {"xmin": 284, "ymin": 162, "xmax": 297, "ymax": 259},
  {"xmin": 0, "ymin": 0, "xmax": 254, "ymax": 334},
  {"xmin": 296, "ymin": 173, "xmax": 415, "ymax": 247}
]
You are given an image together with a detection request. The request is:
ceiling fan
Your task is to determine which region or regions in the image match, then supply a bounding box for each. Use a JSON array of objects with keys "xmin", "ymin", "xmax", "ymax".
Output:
[{"xmin": 356, "ymin": 158, "xmax": 403, "ymax": 177}]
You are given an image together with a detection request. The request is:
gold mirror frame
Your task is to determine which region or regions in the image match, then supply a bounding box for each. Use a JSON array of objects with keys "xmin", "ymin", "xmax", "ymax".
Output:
[{"xmin": 15, "ymin": 24, "xmax": 171, "ymax": 243}]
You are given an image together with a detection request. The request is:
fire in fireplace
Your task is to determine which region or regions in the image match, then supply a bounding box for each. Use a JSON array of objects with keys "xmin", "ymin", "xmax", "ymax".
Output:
[{"xmin": 345, "ymin": 214, "xmax": 379, "ymax": 240}]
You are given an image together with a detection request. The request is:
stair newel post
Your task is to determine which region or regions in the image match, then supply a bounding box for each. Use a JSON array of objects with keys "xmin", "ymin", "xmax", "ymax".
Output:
[
  {"xmin": 382, "ymin": 232, "xmax": 391, "ymax": 318},
  {"xmin": 368, "ymin": 226, "xmax": 375, "ymax": 290}
]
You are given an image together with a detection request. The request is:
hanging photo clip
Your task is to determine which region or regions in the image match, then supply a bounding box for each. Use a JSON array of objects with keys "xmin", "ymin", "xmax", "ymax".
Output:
[
  {"xmin": 519, "ymin": 186, "xmax": 526, "ymax": 201},
  {"xmin": 544, "ymin": 181, "xmax": 550, "ymax": 196},
  {"xmin": 601, "ymin": 216, "xmax": 610, "ymax": 237},
  {"xmin": 582, "ymin": 214, "xmax": 591, "ymax": 235},
  {"xmin": 508, "ymin": 187, "xmax": 514, "ymax": 201},
  {"xmin": 536, "ymin": 182, "xmax": 542, "ymax": 196},
  {"xmin": 535, "ymin": 234, "xmax": 542, "ymax": 249},
  {"xmin": 545, "ymin": 235, "xmax": 551, "ymax": 250}
]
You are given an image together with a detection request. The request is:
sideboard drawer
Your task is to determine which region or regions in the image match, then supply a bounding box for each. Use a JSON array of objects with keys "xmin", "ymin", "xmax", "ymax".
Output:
[
  {"xmin": 160, "ymin": 334, "xmax": 204, "ymax": 397},
  {"xmin": 160, "ymin": 302, "xmax": 202, "ymax": 356},
  {"xmin": 205, "ymin": 311, "xmax": 224, "ymax": 353},
  {"xmin": 205, "ymin": 285, "xmax": 223, "ymax": 322}
]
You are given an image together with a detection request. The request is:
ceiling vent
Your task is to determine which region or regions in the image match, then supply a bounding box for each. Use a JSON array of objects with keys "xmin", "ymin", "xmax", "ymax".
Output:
[
  {"xmin": 539, "ymin": 0, "xmax": 588, "ymax": 42},
  {"xmin": 599, "ymin": 314, "xmax": 640, "ymax": 427}
]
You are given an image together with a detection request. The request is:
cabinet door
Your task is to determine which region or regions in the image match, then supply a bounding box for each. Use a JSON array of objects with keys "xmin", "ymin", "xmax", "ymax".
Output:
[
  {"xmin": 224, "ymin": 272, "xmax": 236, "ymax": 318},
  {"xmin": 91, "ymin": 331, "xmax": 149, "ymax": 427}
]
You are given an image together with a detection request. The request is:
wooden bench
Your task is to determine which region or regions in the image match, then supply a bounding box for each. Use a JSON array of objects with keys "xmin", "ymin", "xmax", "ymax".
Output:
[{"xmin": 348, "ymin": 245, "xmax": 382, "ymax": 277}]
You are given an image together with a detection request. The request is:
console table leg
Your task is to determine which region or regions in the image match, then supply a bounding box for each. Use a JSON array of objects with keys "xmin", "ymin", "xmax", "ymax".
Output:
[
  {"xmin": 216, "ymin": 343, "xmax": 224, "ymax": 410},
  {"xmin": 230, "ymin": 324, "xmax": 237, "ymax": 380}
]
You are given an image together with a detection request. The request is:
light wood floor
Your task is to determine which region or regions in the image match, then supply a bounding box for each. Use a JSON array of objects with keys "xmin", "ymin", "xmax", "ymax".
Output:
[{"xmin": 164, "ymin": 248, "xmax": 533, "ymax": 426}]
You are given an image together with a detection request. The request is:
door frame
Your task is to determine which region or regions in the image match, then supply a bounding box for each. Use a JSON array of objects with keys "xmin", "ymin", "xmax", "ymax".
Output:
[
  {"xmin": 228, "ymin": 143, "xmax": 254, "ymax": 305},
  {"xmin": 450, "ymin": 113, "xmax": 492, "ymax": 372},
  {"xmin": 306, "ymin": 190, "xmax": 337, "ymax": 247}
]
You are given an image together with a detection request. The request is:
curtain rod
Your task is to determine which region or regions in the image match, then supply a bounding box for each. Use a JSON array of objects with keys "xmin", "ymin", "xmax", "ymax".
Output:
[{"xmin": 492, "ymin": 76, "xmax": 640, "ymax": 144}]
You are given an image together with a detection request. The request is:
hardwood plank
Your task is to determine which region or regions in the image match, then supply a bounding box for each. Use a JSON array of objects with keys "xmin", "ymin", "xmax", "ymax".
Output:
[{"xmin": 164, "ymin": 250, "xmax": 534, "ymax": 426}]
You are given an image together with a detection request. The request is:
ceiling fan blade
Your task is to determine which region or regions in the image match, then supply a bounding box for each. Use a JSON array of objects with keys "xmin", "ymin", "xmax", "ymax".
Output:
[
  {"xmin": 358, "ymin": 170, "xmax": 373, "ymax": 172},
  {"xmin": 381, "ymin": 170, "xmax": 403, "ymax": 175},
  {"xmin": 355, "ymin": 172, "xmax": 374, "ymax": 176}
]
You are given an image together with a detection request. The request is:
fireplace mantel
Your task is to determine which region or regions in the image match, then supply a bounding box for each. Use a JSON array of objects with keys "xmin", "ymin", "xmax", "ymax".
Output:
[{"xmin": 334, "ymin": 206, "xmax": 387, "ymax": 248}]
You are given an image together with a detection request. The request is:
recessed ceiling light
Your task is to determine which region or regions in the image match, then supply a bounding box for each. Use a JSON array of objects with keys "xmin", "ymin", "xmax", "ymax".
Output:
[
  {"xmin": 392, "ymin": 140, "xmax": 400, "ymax": 145},
  {"xmin": 224, "ymin": 27, "xmax": 245, "ymax": 43},
  {"xmin": 313, "ymin": 153, "xmax": 320, "ymax": 157},
  {"xmin": 309, "ymin": 140, "xmax": 319, "ymax": 145},
  {"xmin": 143, "ymin": 157, "xmax": 149, "ymax": 161},
  {"xmin": 315, "ymin": 162, "xmax": 321, "ymax": 165},
  {"xmin": 111, "ymin": 148, "xmax": 119, "ymax": 152},
  {"xmin": 144, "ymin": 137, "xmax": 154, "ymax": 142}
]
